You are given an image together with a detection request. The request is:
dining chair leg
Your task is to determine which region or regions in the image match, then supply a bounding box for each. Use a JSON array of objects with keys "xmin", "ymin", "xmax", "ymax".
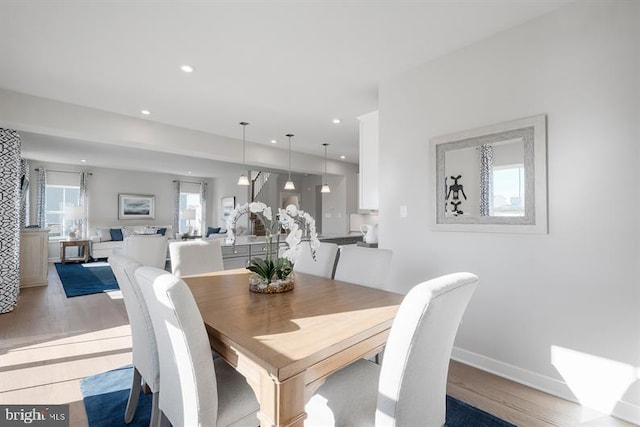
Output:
[
  {"xmin": 124, "ymin": 366, "xmax": 142, "ymax": 423},
  {"xmin": 150, "ymin": 392, "xmax": 160, "ymax": 427}
]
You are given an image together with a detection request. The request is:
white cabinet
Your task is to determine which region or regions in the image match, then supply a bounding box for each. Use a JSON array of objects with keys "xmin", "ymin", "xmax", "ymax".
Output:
[
  {"xmin": 222, "ymin": 244, "xmax": 250, "ymax": 270},
  {"xmin": 20, "ymin": 229, "xmax": 49, "ymax": 287},
  {"xmin": 358, "ymin": 111, "xmax": 379, "ymax": 211}
]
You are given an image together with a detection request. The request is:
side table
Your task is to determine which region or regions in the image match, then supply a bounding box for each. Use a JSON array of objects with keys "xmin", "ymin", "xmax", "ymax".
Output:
[{"xmin": 60, "ymin": 239, "xmax": 91, "ymax": 264}]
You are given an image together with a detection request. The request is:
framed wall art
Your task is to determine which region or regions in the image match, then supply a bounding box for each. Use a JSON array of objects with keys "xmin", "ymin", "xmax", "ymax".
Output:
[
  {"xmin": 118, "ymin": 194, "xmax": 155, "ymax": 220},
  {"xmin": 431, "ymin": 114, "xmax": 547, "ymax": 234},
  {"xmin": 221, "ymin": 196, "xmax": 235, "ymax": 223}
]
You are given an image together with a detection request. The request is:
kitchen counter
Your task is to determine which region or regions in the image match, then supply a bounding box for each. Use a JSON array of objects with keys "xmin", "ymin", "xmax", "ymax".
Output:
[
  {"xmin": 223, "ymin": 233, "xmax": 363, "ymax": 246},
  {"xmin": 318, "ymin": 233, "xmax": 362, "ymax": 245}
]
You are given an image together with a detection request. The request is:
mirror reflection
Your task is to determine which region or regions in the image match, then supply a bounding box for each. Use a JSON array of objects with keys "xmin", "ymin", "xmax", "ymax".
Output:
[
  {"xmin": 444, "ymin": 139, "xmax": 525, "ymax": 218},
  {"xmin": 432, "ymin": 114, "xmax": 547, "ymax": 234}
]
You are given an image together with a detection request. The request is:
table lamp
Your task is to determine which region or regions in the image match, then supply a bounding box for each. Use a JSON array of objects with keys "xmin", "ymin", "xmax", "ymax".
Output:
[
  {"xmin": 65, "ymin": 205, "xmax": 85, "ymax": 239},
  {"xmin": 183, "ymin": 208, "xmax": 197, "ymax": 236}
]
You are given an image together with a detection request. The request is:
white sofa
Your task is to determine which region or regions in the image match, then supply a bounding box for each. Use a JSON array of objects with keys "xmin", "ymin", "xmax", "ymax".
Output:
[
  {"xmin": 90, "ymin": 225, "xmax": 174, "ymax": 259},
  {"xmin": 90, "ymin": 225, "xmax": 228, "ymax": 259}
]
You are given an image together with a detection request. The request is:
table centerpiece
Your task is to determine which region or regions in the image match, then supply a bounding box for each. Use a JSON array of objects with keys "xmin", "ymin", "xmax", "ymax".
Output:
[{"xmin": 227, "ymin": 202, "xmax": 320, "ymax": 293}]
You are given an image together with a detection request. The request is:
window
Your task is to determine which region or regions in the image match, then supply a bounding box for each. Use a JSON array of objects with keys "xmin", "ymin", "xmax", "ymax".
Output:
[
  {"xmin": 179, "ymin": 190, "xmax": 203, "ymax": 236},
  {"xmin": 492, "ymin": 165, "xmax": 525, "ymax": 217},
  {"xmin": 45, "ymin": 185, "xmax": 80, "ymax": 238}
]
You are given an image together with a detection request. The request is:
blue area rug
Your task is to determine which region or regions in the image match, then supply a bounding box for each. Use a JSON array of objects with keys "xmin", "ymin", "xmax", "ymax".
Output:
[
  {"xmin": 81, "ymin": 366, "xmax": 515, "ymax": 427},
  {"xmin": 54, "ymin": 261, "xmax": 119, "ymax": 297},
  {"xmin": 82, "ymin": 366, "xmax": 151, "ymax": 427},
  {"xmin": 446, "ymin": 395, "xmax": 516, "ymax": 426}
]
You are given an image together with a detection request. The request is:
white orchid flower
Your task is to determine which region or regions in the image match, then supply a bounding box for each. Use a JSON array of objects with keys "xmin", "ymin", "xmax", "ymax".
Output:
[
  {"xmin": 281, "ymin": 247, "xmax": 298, "ymax": 263},
  {"xmin": 249, "ymin": 202, "xmax": 266, "ymax": 213},
  {"xmin": 263, "ymin": 206, "xmax": 272, "ymax": 221},
  {"xmin": 227, "ymin": 201, "xmax": 321, "ymax": 267},
  {"xmin": 286, "ymin": 228, "xmax": 302, "ymax": 249},
  {"xmin": 285, "ymin": 204, "xmax": 298, "ymax": 217}
]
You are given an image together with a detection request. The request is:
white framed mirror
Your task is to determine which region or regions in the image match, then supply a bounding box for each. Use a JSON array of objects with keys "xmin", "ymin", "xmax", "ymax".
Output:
[{"xmin": 431, "ymin": 114, "xmax": 547, "ymax": 234}]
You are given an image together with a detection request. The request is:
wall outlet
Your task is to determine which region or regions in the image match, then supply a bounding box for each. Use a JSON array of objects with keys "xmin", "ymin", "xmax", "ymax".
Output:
[{"xmin": 400, "ymin": 205, "xmax": 408, "ymax": 218}]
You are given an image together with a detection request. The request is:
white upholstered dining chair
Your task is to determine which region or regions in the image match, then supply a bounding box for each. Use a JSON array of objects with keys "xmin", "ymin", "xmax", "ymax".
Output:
[
  {"xmin": 169, "ymin": 239, "xmax": 224, "ymax": 277},
  {"xmin": 333, "ymin": 245, "xmax": 393, "ymax": 289},
  {"xmin": 134, "ymin": 266, "xmax": 259, "ymax": 427},
  {"xmin": 293, "ymin": 242, "xmax": 339, "ymax": 279},
  {"xmin": 305, "ymin": 272, "xmax": 478, "ymax": 427},
  {"xmin": 122, "ymin": 234, "xmax": 168, "ymax": 269},
  {"xmin": 108, "ymin": 254, "xmax": 160, "ymax": 427}
]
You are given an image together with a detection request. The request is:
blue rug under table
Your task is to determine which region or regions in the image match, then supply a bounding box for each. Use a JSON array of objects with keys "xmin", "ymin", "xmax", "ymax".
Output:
[
  {"xmin": 81, "ymin": 366, "xmax": 516, "ymax": 427},
  {"xmin": 54, "ymin": 261, "xmax": 119, "ymax": 297}
]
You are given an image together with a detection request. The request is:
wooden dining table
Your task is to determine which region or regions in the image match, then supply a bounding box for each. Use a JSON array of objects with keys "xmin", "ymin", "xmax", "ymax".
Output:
[{"xmin": 183, "ymin": 268, "xmax": 404, "ymax": 427}]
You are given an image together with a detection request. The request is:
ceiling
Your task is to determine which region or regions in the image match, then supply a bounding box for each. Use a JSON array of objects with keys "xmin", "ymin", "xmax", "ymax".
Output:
[{"xmin": 0, "ymin": 1, "xmax": 568, "ymax": 170}]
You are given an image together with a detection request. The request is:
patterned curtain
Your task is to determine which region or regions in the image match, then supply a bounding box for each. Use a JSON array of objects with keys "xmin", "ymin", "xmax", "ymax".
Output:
[
  {"xmin": 35, "ymin": 167, "xmax": 47, "ymax": 227},
  {"xmin": 79, "ymin": 172, "xmax": 90, "ymax": 239},
  {"xmin": 173, "ymin": 181, "xmax": 181, "ymax": 237},
  {"xmin": 479, "ymin": 144, "xmax": 494, "ymax": 216},
  {"xmin": 200, "ymin": 182, "xmax": 207, "ymax": 234}
]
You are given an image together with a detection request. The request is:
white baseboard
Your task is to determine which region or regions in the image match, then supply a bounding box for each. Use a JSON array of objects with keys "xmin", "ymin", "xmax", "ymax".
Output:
[{"xmin": 451, "ymin": 347, "xmax": 640, "ymax": 426}]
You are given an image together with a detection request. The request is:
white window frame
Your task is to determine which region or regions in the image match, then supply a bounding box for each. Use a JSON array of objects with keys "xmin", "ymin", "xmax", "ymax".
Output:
[{"xmin": 45, "ymin": 184, "xmax": 80, "ymax": 240}]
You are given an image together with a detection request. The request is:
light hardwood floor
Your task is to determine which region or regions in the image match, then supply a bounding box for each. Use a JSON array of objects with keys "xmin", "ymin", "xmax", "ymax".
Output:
[{"xmin": 0, "ymin": 264, "xmax": 633, "ymax": 427}]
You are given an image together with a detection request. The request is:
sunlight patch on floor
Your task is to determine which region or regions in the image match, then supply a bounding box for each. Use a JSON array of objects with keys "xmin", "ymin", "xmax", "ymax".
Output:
[
  {"xmin": 551, "ymin": 345, "xmax": 639, "ymax": 421},
  {"xmin": 0, "ymin": 325, "xmax": 133, "ymax": 395},
  {"xmin": 3, "ymin": 325, "xmax": 131, "ymax": 351}
]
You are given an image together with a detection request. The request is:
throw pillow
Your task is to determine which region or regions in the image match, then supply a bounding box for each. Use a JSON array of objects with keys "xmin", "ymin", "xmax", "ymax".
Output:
[
  {"xmin": 110, "ymin": 228, "xmax": 124, "ymax": 241},
  {"xmin": 156, "ymin": 227, "xmax": 167, "ymax": 236},
  {"xmin": 122, "ymin": 228, "xmax": 134, "ymax": 239},
  {"xmin": 96, "ymin": 228, "xmax": 112, "ymax": 242},
  {"xmin": 206, "ymin": 226, "xmax": 221, "ymax": 237}
]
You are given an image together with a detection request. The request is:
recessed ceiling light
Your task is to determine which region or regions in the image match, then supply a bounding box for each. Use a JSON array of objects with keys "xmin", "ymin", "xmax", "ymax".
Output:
[
  {"xmin": 332, "ymin": 118, "xmax": 341, "ymax": 124},
  {"xmin": 271, "ymin": 139, "xmax": 277, "ymax": 144},
  {"xmin": 188, "ymin": 171, "xmax": 192, "ymax": 174},
  {"xmin": 181, "ymin": 65, "xmax": 194, "ymax": 73},
  {"xmin": 141, "ymin": 109, "xmax": 151, "ymax": 115},
  {"xmin": 80, "ymin": 159, "xmax": 87, "ymax": 163},
  {"xmin": 340, "ymin": 155, "xmax": 346, "ymax": 159}
]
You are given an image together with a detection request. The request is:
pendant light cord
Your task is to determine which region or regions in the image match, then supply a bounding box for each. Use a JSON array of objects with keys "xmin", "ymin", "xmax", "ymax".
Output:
[
  {"xmin": 323, "ymin": 143, "xmax": 329, "ymax": 183},
  {"xmin": 287, "ymin": 134, "xmax": 294, "ymax": 180},
  {"xmin": 240, "ymin": 121, "xmax": 249, "ymax": 166}
]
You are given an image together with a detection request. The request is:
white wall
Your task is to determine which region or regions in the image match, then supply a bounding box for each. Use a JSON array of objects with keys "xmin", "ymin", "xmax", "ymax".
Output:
[{"xmin": 379, "ymin": 2, "xmax": 639, "ymax": 422}]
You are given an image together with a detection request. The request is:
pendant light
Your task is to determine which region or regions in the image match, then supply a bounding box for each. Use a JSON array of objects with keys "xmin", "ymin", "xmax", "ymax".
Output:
[
  {"xmin": 321, "ymin": 143, "xmax": 331, "ymax": 193},
  {"xmin": 237, "ymin": 121, "xmax": 250, "ymax": 186},
  {"xmin": 284, "ymin": 133, "xmax": 296, "ymax": 190}
]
